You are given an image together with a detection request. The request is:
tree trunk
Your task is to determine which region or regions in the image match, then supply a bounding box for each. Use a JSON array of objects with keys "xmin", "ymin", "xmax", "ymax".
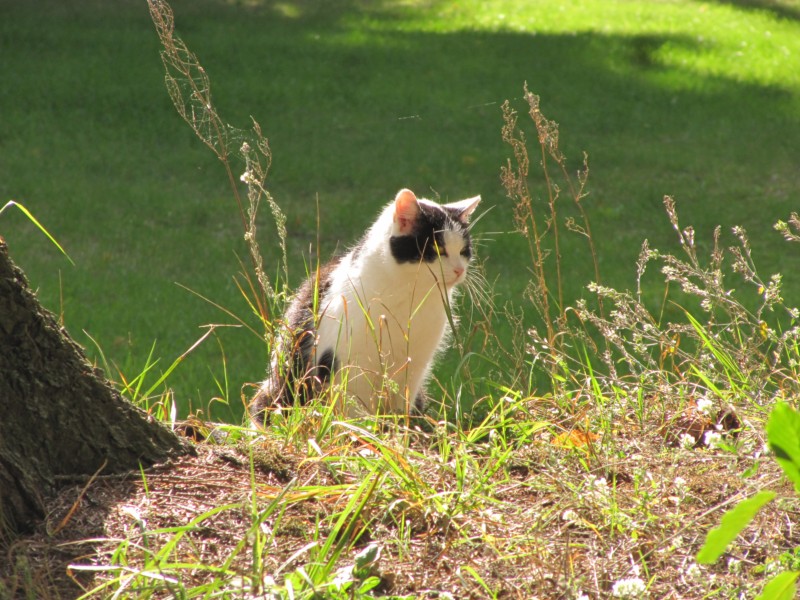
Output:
[{"xmin": 0, "ymin": 237, "xmax": 190, "ymax": 538}]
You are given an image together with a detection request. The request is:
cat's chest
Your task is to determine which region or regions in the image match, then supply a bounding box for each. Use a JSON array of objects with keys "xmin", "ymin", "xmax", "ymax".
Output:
[{"xmin": 315, "ymin": 258, "xmax": 448, "ymax": 355}]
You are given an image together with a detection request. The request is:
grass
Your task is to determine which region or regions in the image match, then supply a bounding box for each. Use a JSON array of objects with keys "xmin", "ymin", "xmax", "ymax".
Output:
[
  {"xmin": 3, "ymin": 2, "xmax": 800, "ymax": 594},
  {"xmin": 1, "ymin": 0, "xmax": 799, "ymax": 420}
]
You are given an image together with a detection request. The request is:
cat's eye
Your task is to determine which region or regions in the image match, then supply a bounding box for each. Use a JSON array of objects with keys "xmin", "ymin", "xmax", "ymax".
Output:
[{"xmin": 433, "ymin": 241, "xmax": 448, "ymax": 257}]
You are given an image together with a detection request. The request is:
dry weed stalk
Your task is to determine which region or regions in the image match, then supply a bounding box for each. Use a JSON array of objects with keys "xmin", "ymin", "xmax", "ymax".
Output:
[
  {"xmin": 500, "ymin": 84, "xmax": 600, "ymax": 375},
  {"xmin": 574, "ymin": 198, "xmax": 800, "ymax": 412},
  {"xmin": 148, "ymin": 0, "xmax": 287, "ymax": 329},
  {"xmin": 502, "ymin": 85, "xmax": 800, "ymax": 414},
  {"xmin": 774, "ymin": 212, "xmax": 800, "ymax": 244}
]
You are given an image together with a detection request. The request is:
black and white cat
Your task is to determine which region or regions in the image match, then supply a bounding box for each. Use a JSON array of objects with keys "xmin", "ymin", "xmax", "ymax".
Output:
[{"xmin": 250, "ymin": 188, "xmax": 481, "ymax": 423}]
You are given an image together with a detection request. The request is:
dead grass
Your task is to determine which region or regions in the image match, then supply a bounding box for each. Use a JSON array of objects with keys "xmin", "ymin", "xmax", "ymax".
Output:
[{"xmin": 2, "ymin": 416, "xmax": 797, "ymax": 599}]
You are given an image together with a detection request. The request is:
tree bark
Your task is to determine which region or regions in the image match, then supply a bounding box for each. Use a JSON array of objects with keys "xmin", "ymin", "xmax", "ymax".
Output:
[{"xmin": 0, "ymin": 237, "xmax": 190, "ymax": 538}]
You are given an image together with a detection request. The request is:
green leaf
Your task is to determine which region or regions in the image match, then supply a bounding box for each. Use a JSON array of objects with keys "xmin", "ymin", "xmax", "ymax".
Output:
[
  {"xmin": 755, "ymin": 571, "xmax": 799, "ymax": 600},
  {"xmin": 767, "ymin": 403, "xmax": 800, "ymax": 492},
  {"xmin": 696, "ymin": 490, "xmax": 776, "ymax": 564}
]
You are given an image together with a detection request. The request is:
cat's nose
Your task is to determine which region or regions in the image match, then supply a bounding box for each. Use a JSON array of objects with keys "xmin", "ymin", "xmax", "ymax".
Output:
[{"xmin": 453, "ymin": 267, "xmax": 465, "ymax": 279}]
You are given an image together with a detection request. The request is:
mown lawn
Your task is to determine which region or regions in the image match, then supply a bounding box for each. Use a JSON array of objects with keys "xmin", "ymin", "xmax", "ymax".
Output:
[
  {"xmin": 1, "ymin": 0, "xmax": 798, "ymax": 420},
  {"xmin": 4, "ymin": 2, "xmax": 800, "ymax": 598}
]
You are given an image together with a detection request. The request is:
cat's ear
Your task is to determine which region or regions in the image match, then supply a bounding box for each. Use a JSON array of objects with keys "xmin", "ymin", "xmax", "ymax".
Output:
[
  {"xmin": 393, "ymin": 188, "xmax": 419, "ymax": 234},
  {"xmin": 446, "ymin": 195, "xmax": 481, "ymax": 223}
]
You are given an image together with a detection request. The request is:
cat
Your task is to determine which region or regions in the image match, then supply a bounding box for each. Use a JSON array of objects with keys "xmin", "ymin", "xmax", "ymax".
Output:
[{"xmin": 249, "ymin": 188, "xmax": 481, "ymax": 424}]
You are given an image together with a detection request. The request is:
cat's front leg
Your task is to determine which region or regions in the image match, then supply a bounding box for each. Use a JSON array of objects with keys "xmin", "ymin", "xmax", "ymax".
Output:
[{"xmin": 249, "ymin": 377, "xmax": 282, "ymax": 428}]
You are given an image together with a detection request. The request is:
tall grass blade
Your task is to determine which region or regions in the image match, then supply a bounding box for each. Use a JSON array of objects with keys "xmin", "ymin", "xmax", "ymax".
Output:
[{"xmin": 1, "ymin": 200, "xmax": 74, "ymax": 265}]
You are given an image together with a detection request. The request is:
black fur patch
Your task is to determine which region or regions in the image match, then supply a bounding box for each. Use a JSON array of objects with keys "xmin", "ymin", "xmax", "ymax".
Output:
[
  {"xmin": 389, "ymin": 203, "xmax": 471, "ymax": 264},
  {"xmin": 259, "ymin": 257, "xmax": 343, "ymax": 410},
  {"xmin": 413, "ymin": 391, "xmax": 427, "ymax": 414},
  {"xmin": 315, "ymin": 347, "xmax": 337, "ymax": 383}
]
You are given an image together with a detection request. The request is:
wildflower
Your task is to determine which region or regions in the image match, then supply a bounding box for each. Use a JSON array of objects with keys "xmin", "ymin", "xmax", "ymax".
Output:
[
  {"xmin": 562, "ymin": 509, "xmax": 579, "ymax": 523},
  {"xmin": 588, "ymin": 476, "xmax": 609, "ymax": 499},
  {"xmin": 727, "ymin": 557, "xmax": 742, "ymax": 573},
  {"xmin": 240, "ymin": 170, "xmax": 255, "ymax": 184},
  {"xmin": 695, "ymin": 396, "xmax": 713, "ymax": 416},
  {"xmin": 673, "ymin": 476, "xmax": 688, "ymax": 497},
  {"xmin": 611, "ymin": 576, "xmax": 647, "ymax": 598},
  {"xmin": 685, "ymin": 562, "xmax": 703, "ymax": 580},
  {"xmin": 679, "ymin": 433, "xmax": 696, "ymax": 449},
  {"xmin": 704, "ymin": 430, "xmax": 723, "ymax": 449}
]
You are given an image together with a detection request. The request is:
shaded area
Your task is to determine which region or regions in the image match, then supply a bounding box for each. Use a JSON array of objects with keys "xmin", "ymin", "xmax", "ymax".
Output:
[
  {"xmin": 0, "ymin": 477, "xmax": 138, "ymax": 598},
  {"xmin": 0, "ymin": 238, "xmax": 190, "ymax": 538},
  {"xmin": 713, "ymin": 0, "xmax": 800, "ymax": 21}
]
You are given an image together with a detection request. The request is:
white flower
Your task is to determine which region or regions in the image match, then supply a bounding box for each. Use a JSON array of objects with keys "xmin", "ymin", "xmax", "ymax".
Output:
[
  {"xmin": 240, "ymin": 170, "xmax": 255, "ymax": 184},
  {"xmin": 674, "ymin": 476, "xmax": 688, "ymax": 497},
  {"xmin": 685, "ymin": 562, "xmax": 703, "ymax": 580},
  {"xmin": 696, "ymin": 396, "xmax": 714, "ymax": 416},
  {"xmin": 611, "ymin": 576, "xmax": 647, "ymax": 598},
  {"xmin": 562, "ymin": 509, "xmax": 579, "ymax": 523},
  {"xmin": 680, "ymin": 433, "xmax": 696, "ymax": 449},
  {"xmin": 704, "ymin": 430, "xmax": 723, "ymax": 448},
  {"xmin": 588, "ymin": 476, "xmax": 611, "ymax": 502},
  {"xmin": 727, "ymin": 557, "xmax": 742, "ymax": 573}
]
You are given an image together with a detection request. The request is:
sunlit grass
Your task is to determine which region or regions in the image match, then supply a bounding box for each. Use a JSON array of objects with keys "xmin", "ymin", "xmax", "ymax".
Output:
[{"xmin": 359, "ymin": 0, "xmax": 800, "ymax": 88}]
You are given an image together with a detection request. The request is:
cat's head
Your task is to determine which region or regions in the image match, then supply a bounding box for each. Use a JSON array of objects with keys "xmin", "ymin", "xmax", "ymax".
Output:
[{"xmin": 389, "ymin": 188, "xmax": 481, "ymax": 288}]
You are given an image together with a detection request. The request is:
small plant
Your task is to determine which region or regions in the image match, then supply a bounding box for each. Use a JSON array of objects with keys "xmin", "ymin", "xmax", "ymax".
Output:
[
  {"xmin": 148, "ymin": 0, "xmax": 291, "ymax": 420},
  {"xmin": 697, "ymin": 402, "xmax": 800, "ymax": 600},
  {"xmin": 500, "ymin": 84, "xmax": 598, "ymax": 358}
]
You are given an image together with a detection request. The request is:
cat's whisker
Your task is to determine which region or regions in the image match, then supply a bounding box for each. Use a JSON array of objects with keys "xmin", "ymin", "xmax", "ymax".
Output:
[{"xmin": 464, "ymin": 268, "xmax": 493, "ymax": 311}]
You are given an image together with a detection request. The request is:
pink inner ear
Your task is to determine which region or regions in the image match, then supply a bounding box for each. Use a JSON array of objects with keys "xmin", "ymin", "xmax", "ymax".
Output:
[{"xmin": 394, "ymin": 188, "xmax": 419, "ymax": 234}]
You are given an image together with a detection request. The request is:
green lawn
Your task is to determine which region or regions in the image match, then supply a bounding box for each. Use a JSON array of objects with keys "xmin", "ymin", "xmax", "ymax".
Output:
[{"xmin": 1, "ymin": 0, "xmax": 799, "ymax": 421}]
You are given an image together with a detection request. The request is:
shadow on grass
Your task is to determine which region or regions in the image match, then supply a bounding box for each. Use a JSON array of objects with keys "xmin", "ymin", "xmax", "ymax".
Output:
[
  {"xmin": 711, "ymin": 0, "xmax": 800, "ymax": 21},
  {"xmin": 2, "ymin": 0, "xmax": 798, "ymax": 418}
]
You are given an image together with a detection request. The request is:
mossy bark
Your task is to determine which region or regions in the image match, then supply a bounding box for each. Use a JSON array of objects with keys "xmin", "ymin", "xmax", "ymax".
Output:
[{"xmin": 0, "ymin": 237, "xmax": 190, "ymax": 538}]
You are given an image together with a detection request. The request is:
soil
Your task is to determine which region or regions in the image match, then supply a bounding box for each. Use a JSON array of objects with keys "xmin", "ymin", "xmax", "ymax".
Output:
[{"xmin": 2, "ymin": 426, "xmax": 798, "ymax": 599}]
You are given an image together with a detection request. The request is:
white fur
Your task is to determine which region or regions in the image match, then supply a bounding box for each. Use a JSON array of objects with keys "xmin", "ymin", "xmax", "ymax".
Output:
[{"xmin": 314, "ymin": 198, "xmax": 472, "ymax": 416}]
